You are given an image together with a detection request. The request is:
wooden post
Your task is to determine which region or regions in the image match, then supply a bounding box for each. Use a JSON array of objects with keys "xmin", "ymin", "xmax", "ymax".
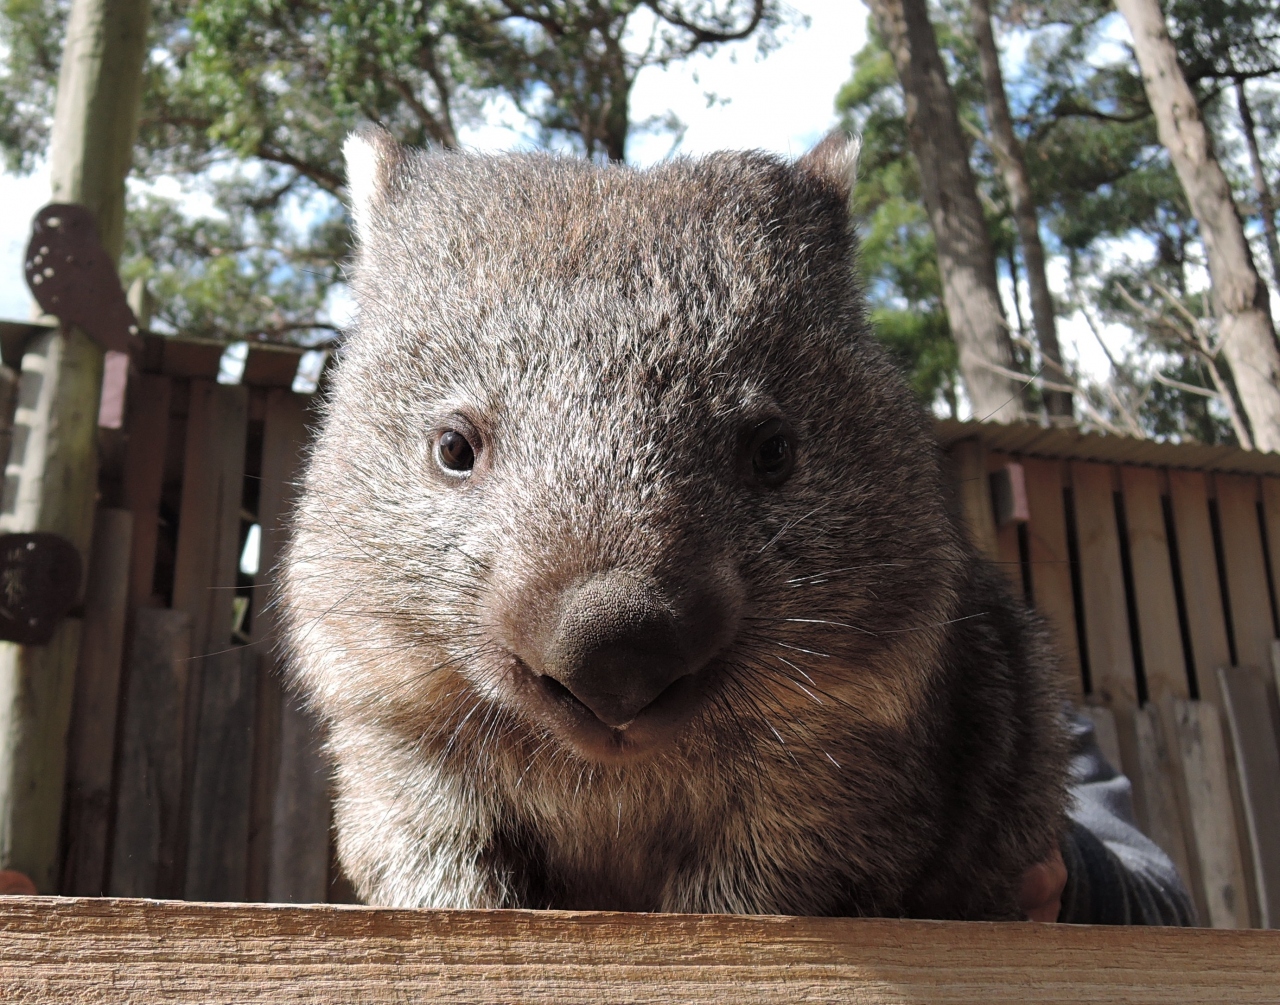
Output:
[{"xmin": 0, "ymin": 0, "xmax": 150, "ymax": 891}]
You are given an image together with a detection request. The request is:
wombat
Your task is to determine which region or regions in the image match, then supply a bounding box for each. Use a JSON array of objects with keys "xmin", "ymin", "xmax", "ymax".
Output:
[{"xmin": 280, "ymin": 127, "xmax": 1069, "ymax": 919}]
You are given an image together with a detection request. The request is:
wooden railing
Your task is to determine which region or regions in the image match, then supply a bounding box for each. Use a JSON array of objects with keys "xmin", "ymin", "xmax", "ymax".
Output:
[{"xmin": 3, "ymin": 897, "xmax": 1279, "ymax": 1003}]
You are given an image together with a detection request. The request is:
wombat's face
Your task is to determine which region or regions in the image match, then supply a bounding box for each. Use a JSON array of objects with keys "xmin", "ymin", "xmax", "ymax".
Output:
[{"xmin": 286, "ymin": 133, "xmax": 960, "ymax": 767}]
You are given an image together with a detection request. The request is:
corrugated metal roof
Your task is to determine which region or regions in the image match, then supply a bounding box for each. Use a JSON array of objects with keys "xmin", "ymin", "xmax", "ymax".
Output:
[{"xmin": 935, "ymin": 419, "xmax": 1280, "ymax": 477}]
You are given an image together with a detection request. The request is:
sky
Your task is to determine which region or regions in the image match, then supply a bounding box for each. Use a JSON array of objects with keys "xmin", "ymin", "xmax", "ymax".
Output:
[{"xmin": 0, "ymin": 0, "xmax": 1125, "ymax": 396}]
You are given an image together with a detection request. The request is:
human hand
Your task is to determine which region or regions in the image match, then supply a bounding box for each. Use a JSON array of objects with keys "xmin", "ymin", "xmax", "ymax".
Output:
[{"xmin": 1019, "ymin": 841, "xmax": 1066, "ymax": 922}]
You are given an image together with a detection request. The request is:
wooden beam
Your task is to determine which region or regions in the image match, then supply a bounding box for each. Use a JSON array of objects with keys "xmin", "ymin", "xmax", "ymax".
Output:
[
  {"xmin": 1132, "ymin": 705, "xmax": 1202, "ymax": 922},
  {"xmin": 1118, "ymin": 467, "xmax": 1189, "ymax": 702},
  {"xmin": 59, "ymin": 507, "xmax": 132, "ymax": 895},
  {"xmin": 1215, "ymin": 475, "xmax": 1274, "ymax": 671},
  {"xmin": 0, "ymin": 0, "xmax": 151, "ymax": 892},
  {"xmin": 1216, "ymin": 666, "xmax": 1280, "ymax": 928},
  {"xmin": 250, "ymin": 391, "xmax": 330, "ymax": 904},
  {"xmin": 1167, "ymin": 471, "xmax": 1232, "ymax": 687},
  {"xmin": 1, "ymin": 898, "xmax": 1279, "ymax": 1003},
  {"xmin": 185, "ymin": 647, "xmax": 257, "ymax": 902},
  {"xmin": 1070, "ymin": 463, "xmax": 1136, "ymax": 709},
  {"xmin": 109, "ymin": 609, "xmax": 191, "ymax": 899},
  {"xmin": 1021, "ymin": 457, "xmax": 1083, "ymax": 698},
  {"xmin": 949, "ymin": 438, "xmax": 1000, "ymax": 562},
  {"xmin": 1163, "ymin": 697, "xmax": 1251, "ymax": 929}
]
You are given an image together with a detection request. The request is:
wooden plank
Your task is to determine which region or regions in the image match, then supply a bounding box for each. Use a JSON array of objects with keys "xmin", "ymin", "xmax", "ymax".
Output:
[
  {"xmin": 1133, "ymin": 705, "xmax": 1202, "ymax": 922},
  {"xmin": 1119, "ymin": 467, "xmax": 1190, "ymax": 702},
  {"xmin": 987, "ymin": 453, "xmax": 1024, "ymax": 597},
  {"xmin": 1217, "ymin": 666, "xmax": 1280, "ymax": 928},
  {"xmin": 1070, "ymin": 463, "xmax": 1137, "ymax": 709},
  {"xmin": 169, "ymin": 381, "xmax": 247, "ymax": 890},
  {"xmin": 269, "ymin": 697, "xmax": 331, "ymax": 904},
  {"xmin": 108, "ymin": 609, "xmax": 191, "ymax": 898},
  {"xmin": 247, "ymin": 391, "xmax": 331, "ymax": 903},
  {"xmin": 122, "ymin": 373, "xmax": 171, "ymax": 606},
  {"xmin": 246, "ymin": 663, "xmax": 281, "ymax": 904},
  {"xmin": 1167, "ymin": 471, "xmax": 1232, "ymax": 688},
  {"xmin": 0, "ymin": 0, "xmax": 150, "ymax": 892},
  {"xmin": 156, "ymin": 340, "xmax": 226, "ymax": 381},
  {"xmin": 949, "ymin": 437, "xmax": 999, "ymax": 562},
  {"xmin": 1163, "ymin": 697, "xmax": 1251, "ymax": 929},
  {"xmin": 171, "ymin": 380, "xmax": 249, "ymax": 657},
  {"xmin": 1259, "ymin": 479, "xmax": 1280, "ymax": 621},
  {"xmin": 185, "ymin": 647, "xmax": 257, "ymax": 902},
  {"xmin": 242, "ymin": 347, "xmax": 305, "ymax": 388},
  {"xmin": 1021, "ymin": 457, "xmax": 1082, "ymax": 698},
  {"xmin": 59, "ymin": 508, "xmax": 133, "ymax": 896},
  {"xmin": 1215, "ymin": 475, "xmax": 1274, "ymax": 671},
  {"xmin": 4, "ymin": 898, "xmax": 1280, "ymax": 1003}
]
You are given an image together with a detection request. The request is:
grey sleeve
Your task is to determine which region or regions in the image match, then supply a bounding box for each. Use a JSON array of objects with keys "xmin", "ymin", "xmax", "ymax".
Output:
[{"xmin": 1056, "ymin": 708, "xmax": 1197, "ymax": 926}]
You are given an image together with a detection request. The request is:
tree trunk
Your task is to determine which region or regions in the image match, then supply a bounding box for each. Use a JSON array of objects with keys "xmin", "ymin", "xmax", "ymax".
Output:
[
  {"xmin": 970, "ymin": 0, "xmax": 1073, "ymax": 424},
  {"xmin": 1115, "ymin": 0, "xmax": 1280, "ymax": 452},
  {"xmin": 0, "ymin": 0, "xmax": 150, "ymax": 892},
  {"xmin": 866, "ymin": 0, "xmax": 1025, "ymax": 422},
  {"xmin": 1234, "ymin": 77, "xmax": 1280, "ymax": 294}
]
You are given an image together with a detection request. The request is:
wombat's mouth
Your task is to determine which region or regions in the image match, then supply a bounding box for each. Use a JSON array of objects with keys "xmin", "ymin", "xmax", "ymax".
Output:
[{"xmin": 508, "ymin": 658, "xmax": 706, "ymax": 762}]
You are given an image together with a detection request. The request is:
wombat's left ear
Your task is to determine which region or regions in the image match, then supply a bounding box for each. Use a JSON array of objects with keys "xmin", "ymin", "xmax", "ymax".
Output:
[
  {"xmin": 344, "ymin": 125, "xmax": 405, "ymax": 243},
  {"xmin": 795, "ymin": 130, "xmax": 861, "ymax": 202}
]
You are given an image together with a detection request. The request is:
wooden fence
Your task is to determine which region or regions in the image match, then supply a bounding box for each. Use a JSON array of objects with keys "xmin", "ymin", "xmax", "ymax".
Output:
[
  {"xmin": 942, "ymin": 419, "xmax": 1280, "ymax": 930},
  {"xmin": 19, "ymin": 335, "xmax": 1280, "ymax": 931},
  {"xmin": 31, "ymin": 330, "xmax": 344, "ymax": 905}
]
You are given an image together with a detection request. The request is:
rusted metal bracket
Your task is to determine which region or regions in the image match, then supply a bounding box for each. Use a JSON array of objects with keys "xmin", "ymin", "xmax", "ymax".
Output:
[
  {"xmin": 0, "ymin": 533, "xmax": 82, "ymax": 645},
  {"xmin": 23, "ymin": 203, "xmax": 140, "ymax": 354}
]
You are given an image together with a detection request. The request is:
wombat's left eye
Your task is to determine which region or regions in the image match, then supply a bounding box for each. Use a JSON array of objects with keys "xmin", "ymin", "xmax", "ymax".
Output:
[
  {"xmin": 747, "ymin": 419, "xmax": 795, "ymax": 487},
  {"xmin": 436, "ymin": 429, "xmax": 475, "ymax": 474}
]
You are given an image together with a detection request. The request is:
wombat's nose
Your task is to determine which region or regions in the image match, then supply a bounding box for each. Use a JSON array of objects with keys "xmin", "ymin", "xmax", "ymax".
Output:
[{"xmin": 535, "ymin": 573, "xmax": 712, "ymax": 728}]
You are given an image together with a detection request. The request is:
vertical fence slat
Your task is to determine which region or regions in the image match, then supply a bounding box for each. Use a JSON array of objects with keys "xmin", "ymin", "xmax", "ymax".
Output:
[
  {"xmin": 252, "ymin": 390, "xmax": 331, "ymax": 903},
  {"xmin": 1119, "ymin": 467, "xmax": 1187, "ymax": 702},
  {"xmin": 1216, "ymin": 475, "xmax": 1273, "ymax": 671},
  {"xmin": 122, "ymin": 374, "xmax": 171, "ymax": 607},
  {"xmin": 60, "ymin": 508, "xmax": 133, "ymax": 895},
  {"xmin": 171, "ymin": 380, "xmax": 248, "ymax": 656},
  {"xmin": 185, "ymin": 647, "xmax": 257, "ymax": 901},
  {"xmin": 270, "ymin": 696, "xmax": 332, "ymax": 904},
  {"xmin": 1071, "ymin": 463, "xmax": 1137, "ymax": 710},
  {"xmin": 170, "ymin": 380, "xmax": 249, "ymax": 897},
  {"xmin": 1261, "ymin": 479, "xmax": 1280, "ymax": 623},
  {"xmin": 1164, "ymin": 696, "xmax": 1251, "ymax": 929},
  {"xmin": 1112, "ymin": 468, "xmax": 1205, "ymax": 909},
  {"xmin": 108, "ymin": 608, "xmax": 191, "ymax": 897},
  {"xmin": 950, "ymin": 438, "xmax": 999, "ymax": 562},
  {"xmin": 1217, "ymin": 666, "xmax": 1280, "ymax": 928},
  {"xmin": 1021, "ymin": 458, "xmax": 1083, "ymax": 699},
  {"xmin": 986, "ymin": 453, "xmax": 1024, "ymax": 598},
  {"xmin": 1133, "ymin": 705, "xmax": 1202, "ymax": 921},
  {"xmin": 1167, "ymin": 471, "xmax": 1232, "ymax": 684}
]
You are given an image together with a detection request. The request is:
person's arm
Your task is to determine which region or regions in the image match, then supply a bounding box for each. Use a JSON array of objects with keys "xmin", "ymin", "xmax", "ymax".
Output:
[{"xmin": 1040, "ymin": 709, "xmax": 1196, "ymax": 925}]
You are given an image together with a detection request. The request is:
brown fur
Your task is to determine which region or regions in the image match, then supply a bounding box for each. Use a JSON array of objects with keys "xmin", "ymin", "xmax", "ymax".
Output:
[{"xmin": 280, "ymin": 130, "xmax": 1069, "ymax": 919}]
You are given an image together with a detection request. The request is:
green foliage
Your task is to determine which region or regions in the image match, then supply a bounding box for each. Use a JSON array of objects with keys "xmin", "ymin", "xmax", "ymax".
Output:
[
  {"xmin": 0, "ymin": 0, "xmax": 68, "ymax": 172},
  {"xmin": 835, "ymin": 0, "xmax": 1264, "ymax": 442},
  {"xmin": 0, "ymin": 0, "xmax": 782, "ymax": 341}
]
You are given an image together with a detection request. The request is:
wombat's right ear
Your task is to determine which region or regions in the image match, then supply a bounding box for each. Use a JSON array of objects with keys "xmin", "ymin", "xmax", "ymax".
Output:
[
  {"xmin": 344, "ymin": 126, "xmax": 404, "ymax": 242},
  {"xmin": 795, "ymin": 130, "xmax": 861, "ymax": 203}
]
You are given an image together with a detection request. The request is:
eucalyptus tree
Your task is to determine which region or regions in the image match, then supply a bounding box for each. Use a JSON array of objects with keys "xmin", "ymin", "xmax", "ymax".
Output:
[
  {"xmin": 1116, "ymin": 0, "xmax": 1280, "ymax": 452},
  {"xmin": 863, "ymin": 0, "xmax": 1026, "ymax": 422}
]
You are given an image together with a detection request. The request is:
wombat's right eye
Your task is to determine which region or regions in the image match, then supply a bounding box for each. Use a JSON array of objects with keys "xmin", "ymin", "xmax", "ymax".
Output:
[
  {"xmin": 436, "ymin": 429, "xmax": 475, "ymax": 474},
  {"xmin": 744, "ymin": 418, "xmax": 796, "ymax": 488}
]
